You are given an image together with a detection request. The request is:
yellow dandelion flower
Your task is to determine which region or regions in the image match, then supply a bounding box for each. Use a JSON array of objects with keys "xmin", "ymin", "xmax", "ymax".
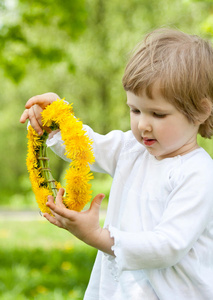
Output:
[
  {"xmin": 61, "ymin": 261, "xmax": 72, "ymax": 271},
  {"xmin": 26, "ymin": 99, "xmax": 94, "ymax": 213}
]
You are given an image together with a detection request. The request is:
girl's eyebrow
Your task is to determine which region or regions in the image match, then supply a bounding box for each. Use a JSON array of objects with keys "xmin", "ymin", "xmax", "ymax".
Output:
[
  {"xmin": 148, "ymin": 107, "xmax": 170, "ymax": 112},
  {"xmin": 126, "ymin": 103, "xmax": 135, "ymax": 108},
  {"xmin": 127, "ymin": 103, "xmax": 171, "ymax": 113},
  {"xmin": 126, "ymin": 102, "xmax": 138, "ymax": 107}
]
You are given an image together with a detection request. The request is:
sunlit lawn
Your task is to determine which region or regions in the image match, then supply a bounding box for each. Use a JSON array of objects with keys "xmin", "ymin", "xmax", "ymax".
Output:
[
  {"xmin": 0, "ymin": 216, "xmax": 98, "ymax": 300},
  {"xmin": 0, "ymin": 172, "xmax": 110, "ymax": 300}
]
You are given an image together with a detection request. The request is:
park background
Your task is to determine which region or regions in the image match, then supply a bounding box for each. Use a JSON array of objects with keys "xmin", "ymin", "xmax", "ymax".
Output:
[{"xmin": 0, "ymin": 0, "xmax": 213, "ymax": 299}]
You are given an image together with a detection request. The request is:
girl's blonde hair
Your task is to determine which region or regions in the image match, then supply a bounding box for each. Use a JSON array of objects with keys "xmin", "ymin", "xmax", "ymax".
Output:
[{"xmin": 122, "ymin": 28, "xmax": 213, "ymax": 138}]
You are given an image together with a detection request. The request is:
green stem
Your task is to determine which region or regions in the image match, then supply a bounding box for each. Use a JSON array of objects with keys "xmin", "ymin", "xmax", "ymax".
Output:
[{"xmin": 38, "ymin": 136, "xmax": 57, "ymax": 198}]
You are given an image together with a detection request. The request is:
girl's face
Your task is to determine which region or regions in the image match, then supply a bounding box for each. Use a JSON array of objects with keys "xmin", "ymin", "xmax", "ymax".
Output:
[{"xmin": 127, "ymin": 86, "xmax": 200, "ymax": 160}]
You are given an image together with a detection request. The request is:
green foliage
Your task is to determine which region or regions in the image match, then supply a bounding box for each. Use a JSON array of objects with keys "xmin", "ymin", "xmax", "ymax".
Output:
[
  {"xmin": 0, "ymin": 1, "xmax": 213, "ymax": 298},
  {"xmin": 0, "ymin": 248, "xmax": 94, "ymax": 299},
  {"xmin": 0, "ymin": 219, "xmax": 97, "ymax": 299},
  {"xmin": 198, "ymin": 136, "xmax": 213, "ymax": 158},
  {"xmin": 0, "ymin": 0, "xmax": 213, "ymax": 205},
  {"xmin": 0, "ymin": 0, "xmax": 87, "ymax": 82}
]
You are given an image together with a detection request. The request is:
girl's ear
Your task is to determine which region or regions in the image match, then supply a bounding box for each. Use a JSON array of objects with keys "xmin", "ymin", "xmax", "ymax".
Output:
[{"xmin": 195, "ymin": 98, "xmax": 212, "ymax": 125}]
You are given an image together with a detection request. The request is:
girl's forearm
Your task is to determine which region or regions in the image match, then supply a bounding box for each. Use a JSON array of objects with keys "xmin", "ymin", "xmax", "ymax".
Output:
[{"xmin": 86, "ymin": 228, "xmax": 115, "ymax": 256}]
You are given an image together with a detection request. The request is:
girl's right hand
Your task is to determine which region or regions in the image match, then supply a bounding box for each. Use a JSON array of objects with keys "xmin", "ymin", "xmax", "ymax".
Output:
[{"xmin": 19, "ymin": 92, "xmax": 60, "ymax": 135}]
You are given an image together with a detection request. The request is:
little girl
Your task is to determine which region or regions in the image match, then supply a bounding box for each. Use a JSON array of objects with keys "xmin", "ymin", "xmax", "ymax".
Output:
[{"xmin": 20, "ymin": 28, "xmax": 213, "ymax": 299}]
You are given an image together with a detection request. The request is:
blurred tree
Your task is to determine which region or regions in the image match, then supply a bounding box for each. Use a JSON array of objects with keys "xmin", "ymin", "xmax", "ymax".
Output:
[
  {"xmin": 0, "ymin": 0, "xmax": 88, "ymax": 204},
  {"xmin": 67, "ymin": 0, "xmax": 213, "ymax": 133},
  {"xmin": 0, "ymin": 0, "xmax": 87, "ymax": 82},
  {"xmin": 0, "ymin": 0, "xmax": 212, "ymax": 206}
]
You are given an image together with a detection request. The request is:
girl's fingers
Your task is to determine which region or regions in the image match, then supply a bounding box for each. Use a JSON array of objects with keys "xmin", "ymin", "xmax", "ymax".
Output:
[
  {"xmin": 25, "ymin": 93, "xmax": 59, "ymax": 109},
  {"xmin": 46, "ymin": 199, "xmax": 76, "ymax": 220},
  {"xmin": 55, "ymin": 188, "xmax": 65, "ymax": 206},
  {"xmin": 20, "ymin": 105, "xmax": 44, "ymax": 135},
  {"xmin": 43, "ymin": 213, "xmax": 63, "ymax": 228},
  {"xmin": 47, "ymin": 195, "xmax": 55, "ymax": 204},
  {"xmin": 19, "ymin": 109, "xmax": 30, "ymax": 123},
  {"xmin": 46, "ymin": 190, "xmax": 67, "ymax": 219},
  {"xmin": 28, "ymin": 106, "xmax": 43, "ymax": 135},
  {"xmin": 25, "ymin": 95, "xmax": 49, "ymax": 109},
  {"xmin": 47, "ymin": 195, "xmax": 55, "ymax": 216},
  {"xmin": 90, "ymin": 194, "xmax": 105, "ymax": 210}
]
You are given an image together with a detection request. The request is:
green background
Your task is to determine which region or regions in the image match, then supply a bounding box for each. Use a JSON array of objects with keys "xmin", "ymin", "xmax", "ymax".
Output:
[{"xmin": 0, "ymin": 0, "xmax": 213, "ymax": 298}]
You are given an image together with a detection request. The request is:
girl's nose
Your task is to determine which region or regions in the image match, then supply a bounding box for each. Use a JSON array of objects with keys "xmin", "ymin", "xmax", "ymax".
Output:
[{"xmin": 138, "ymin": 116, "xmax": 152, "ymax": 132}]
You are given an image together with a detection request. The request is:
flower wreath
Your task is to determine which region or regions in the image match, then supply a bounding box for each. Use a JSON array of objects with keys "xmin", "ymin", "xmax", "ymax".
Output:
[{"xmin": 26, "ymin": 99, "xmax": 95, "ymax": 214}]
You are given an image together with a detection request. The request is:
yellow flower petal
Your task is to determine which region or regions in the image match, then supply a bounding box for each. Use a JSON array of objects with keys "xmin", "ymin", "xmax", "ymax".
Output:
[{"xmin": 26, "ymin": 99, "xmax": 94, "ymax": 213}]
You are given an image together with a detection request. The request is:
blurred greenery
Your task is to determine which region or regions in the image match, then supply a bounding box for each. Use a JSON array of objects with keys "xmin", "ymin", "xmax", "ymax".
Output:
[
  {"xmin": 0, "ymin": 0, "xmax": 213, "ymax": 298},
  {"xmin": 0, "ymin": 218, "xmax": 98, "ymax": 299},
  {"xmin": 0, "ymin": 0, "xmax": 213, "ymax": 207}
]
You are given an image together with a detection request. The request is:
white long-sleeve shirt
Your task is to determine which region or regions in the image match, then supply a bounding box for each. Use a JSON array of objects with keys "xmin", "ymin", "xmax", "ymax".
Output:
[{"xmin": 47, "ymin": 127, "xmax": 213, "ymax": 300}]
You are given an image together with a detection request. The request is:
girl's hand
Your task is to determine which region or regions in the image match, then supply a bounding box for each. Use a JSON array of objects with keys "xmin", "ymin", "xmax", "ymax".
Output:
[
  {"xmin": 19, "ymin": 92, "xmax": 60, "ymax": 135},
  {"xmin": 43, "ymin": 188, "xmax": 114, "ymax": 255}
]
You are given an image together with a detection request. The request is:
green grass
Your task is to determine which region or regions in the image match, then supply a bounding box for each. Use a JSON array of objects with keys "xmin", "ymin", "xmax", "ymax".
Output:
[
  {"xmin": 0, "ymin": 172, "xmax": 110, "ymax": 299},
  {"xmin": 0, "ymin": 219, "xmax": 98, "ymax": 299}
]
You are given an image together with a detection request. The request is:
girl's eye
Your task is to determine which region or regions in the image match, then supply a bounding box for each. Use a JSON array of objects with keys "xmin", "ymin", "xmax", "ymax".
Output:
[
  {"xmin": 131, "ymin": 109, "xmax": 140, "ymax": 114},
  {"xmin": 153, "ymin": 112, "xmax": 167, "ymax": 118}
]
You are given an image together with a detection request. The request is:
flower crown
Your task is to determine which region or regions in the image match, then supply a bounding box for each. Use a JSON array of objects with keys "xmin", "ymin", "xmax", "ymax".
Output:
[{"xmin": 26, "ymin": 99, "xmax": 94, "ymax": 214}]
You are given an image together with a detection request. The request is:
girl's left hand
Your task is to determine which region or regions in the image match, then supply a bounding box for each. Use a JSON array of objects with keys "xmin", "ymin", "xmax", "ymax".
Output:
[{"xmin": 43, "ymin": 188, "xmax": 114, "ymax": 255}]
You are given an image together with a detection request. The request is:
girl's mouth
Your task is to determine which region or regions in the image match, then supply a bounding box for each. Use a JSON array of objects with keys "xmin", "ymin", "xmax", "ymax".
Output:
[{"xmin": 143, "ymin": 138, "xmax": 156, "ymax": 146}]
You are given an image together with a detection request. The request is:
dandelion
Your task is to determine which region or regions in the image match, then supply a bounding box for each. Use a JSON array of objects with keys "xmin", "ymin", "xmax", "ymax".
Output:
[
  {"xmin": 61, "ymin": 261, "xmax": 72, "ymax": 271},
  {"xmin": 26, "ymin": 99, "xmax": 94, "ymax": 213}
]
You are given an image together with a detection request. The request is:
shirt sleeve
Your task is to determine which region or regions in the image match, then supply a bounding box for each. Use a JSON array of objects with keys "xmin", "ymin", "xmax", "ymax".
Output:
[
  {"xmin": 107, "ymin": 159, "xmax": 213, "ymax": 276},
  {"xmin": 46, "ymin": 125, "xmax": 127, "ymax": 177}
]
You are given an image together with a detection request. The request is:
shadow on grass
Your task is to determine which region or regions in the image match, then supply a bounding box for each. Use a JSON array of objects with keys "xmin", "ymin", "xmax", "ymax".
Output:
[{"xmin": 0, "ymin": 246, "xmax": 97, "ymax": 299}]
